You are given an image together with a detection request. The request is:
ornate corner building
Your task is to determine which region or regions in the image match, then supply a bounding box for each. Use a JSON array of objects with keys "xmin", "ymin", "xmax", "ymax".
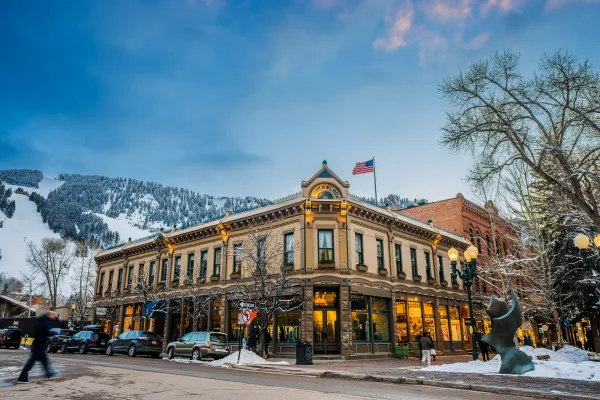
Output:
[{"xmin": 94, "ymin": 161, "xmax": 477, "ymax": 358}]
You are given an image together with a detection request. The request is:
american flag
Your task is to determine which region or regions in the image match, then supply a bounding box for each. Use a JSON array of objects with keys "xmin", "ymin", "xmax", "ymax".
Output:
[{"xmin": 352, "ymin": 159, "xmax": 374, "ymax": 175}]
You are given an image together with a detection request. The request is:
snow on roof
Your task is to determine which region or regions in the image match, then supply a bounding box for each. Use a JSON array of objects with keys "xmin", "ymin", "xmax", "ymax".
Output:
[
  {"xmin": 100, "ymin": 194, "xmax": 467, "ymax": 257},
  {"xmin": 0, "ymin": 294, "xmax": 35, "ymax": 313}
]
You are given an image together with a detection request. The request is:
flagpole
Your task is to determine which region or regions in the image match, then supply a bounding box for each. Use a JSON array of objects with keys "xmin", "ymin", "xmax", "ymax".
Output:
[{"xmin": 373, "ymin": 157, "xmax": 378, "ymax": 206}]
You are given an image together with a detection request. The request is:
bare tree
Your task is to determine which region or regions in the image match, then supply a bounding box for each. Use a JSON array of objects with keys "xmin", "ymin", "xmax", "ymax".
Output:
[
  {"xmin": 180, "ymin": 285, "xmax": 217, "ymax": 332},
  {"xmin": 440, "ymin": 50, "xmax": 600, "ymax": 230},
  {"xmin": 26, "ymin": 238, "xmax": 72, "ymax": 310},
  {"xmin": 132, "ymin": 267, "xmax": 167, "ymax": 331},
  {"xmin": 232, "ymin": 223, "xmax": 302, "ymax": 357},
  {"xmin": 68, "ymin": 241, "xmax": 97, "ymax": 329},
  {"xmin": 96, "ymin": 289, "xmax": 121, "ymax": 337},
  {"xmin": 20, "ymin": 266, "xmax": 40, "ymax": 317}
]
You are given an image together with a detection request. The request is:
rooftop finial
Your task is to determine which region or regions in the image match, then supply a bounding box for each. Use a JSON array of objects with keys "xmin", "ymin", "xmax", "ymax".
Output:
[{"xmin": 322, "ymin": 160, "xmax": 327, "ymax": 165}]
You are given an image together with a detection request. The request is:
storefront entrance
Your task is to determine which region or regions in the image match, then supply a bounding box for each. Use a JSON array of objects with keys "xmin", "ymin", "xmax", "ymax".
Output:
[{"xmin": 313, "ymin": 288, "xmax": 339, "ymax": 354}]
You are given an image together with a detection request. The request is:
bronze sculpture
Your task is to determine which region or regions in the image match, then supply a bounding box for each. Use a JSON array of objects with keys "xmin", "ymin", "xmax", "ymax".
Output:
[{"xmin": 481, "ymin": 289, "xmax": 534, "ymax": 375}]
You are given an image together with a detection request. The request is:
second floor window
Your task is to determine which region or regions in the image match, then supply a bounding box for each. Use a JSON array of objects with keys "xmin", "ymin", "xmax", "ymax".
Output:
[
  {"xmin": 187, "ymin": 254, "xmax": 194, "ymax": 281},
  {"xmin": 138, "ymin": 264, "xmax": 144, "ymax": 286},
  {"xmin": 117, "ymin": 269, "xmax": 123, "ymax": 291},
  {"xmin": 355, "ymin": 233, "xmax": 363, "ymax": 265},
  {"xmin": 438, "ymin": 256, "xmax": 445, "ymax": 281},
  {"xmin": 98, "ymin": 272, "xmax": 105, "ymax": 294},
  {"xmin": 233, "ymin": 244, "xmax": 241, "ymax": 273},
  {"xmin": 376, "ymin": 239, "xmax": 384, "ymax": 269},
  {"xmin": 149, "ymin": 261, "xmax": 155, "ymax": 285},
  {"xmin": 425, "ymin": 252, "xmax": 432, "ymax": 279},
  {"xmin": 395, "ymin": 244, "xmax": 403, "ymax": 274},
  {"xmin": 160, "ymin": 259, "xmax": 168, "ymax": 283},
  {"xmin": 127, "ymin": 266, "xmax": 134, "ymax": 287},
  {"xmin": 108, "ymin": 270, "xmax": 114, "ymax": 291},
  {"xmin": 213, "ymin": 248, "xmax": 222, "ymax": 276},
  {"xmin": 410, "ymin": 248, "xmax": 418, "ymax": 276},
  {"xmin": 200, "ymin": 250, "xmax": 208, "ymax": 279},
  {"xmin": 318, "ymin": 229, "xmax": 334, "ymax": 264},
  {"xmin": 173, "ymin": 256, "xmax": 181, "ymax": 282},
  {"xmin": 284, "ymin": 233, "xmax": 294, "ymax": 265}
]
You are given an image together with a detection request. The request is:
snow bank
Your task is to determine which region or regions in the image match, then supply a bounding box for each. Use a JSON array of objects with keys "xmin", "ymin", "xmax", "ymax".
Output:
[
  {"xmin": 424, "ymin": 346, "xmax": 599, "ymax": 381},
  {"xmin": 165, "ymin": 350, "xmax": 290, "ymax": 368},
  {"xmin": 211, "ymin": 350, "xmax": 290, "ymax": 366}
]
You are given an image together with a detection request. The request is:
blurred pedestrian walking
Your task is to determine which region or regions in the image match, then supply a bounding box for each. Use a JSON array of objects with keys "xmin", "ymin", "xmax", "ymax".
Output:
[{"xmin": 17, "ymin": 311, "xmax": 58, "ymax": 383}]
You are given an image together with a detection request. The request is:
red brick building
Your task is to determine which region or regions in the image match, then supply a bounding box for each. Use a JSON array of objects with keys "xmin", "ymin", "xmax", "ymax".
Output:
[{"xmin": 401, "ymin": 193, "xmax": 519, "ymax": 338}]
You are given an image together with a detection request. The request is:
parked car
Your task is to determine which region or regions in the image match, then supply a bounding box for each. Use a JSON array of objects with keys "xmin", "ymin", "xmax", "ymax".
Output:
[
  {"xmin": 46, "ymin": 328, "xmax": 76, "ymax": 353},
  {"xmin": 0, "ymin": 326, "xmax": 22, "ymax": 349},
  {"xmin": 60, "ymin": 329, "xmax": 110, "ymax": 354},
  {"xmin": 166, "ymin": 331, "xmax": 229, "ymax": 361},
  {"xmin": 105, "ymin": 330, "xmax": 163, "ymax": 358}
]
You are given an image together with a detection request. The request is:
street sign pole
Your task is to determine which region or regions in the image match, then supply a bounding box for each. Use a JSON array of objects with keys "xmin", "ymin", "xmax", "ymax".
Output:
[{"xmin": 237, "ymin": 324, "xmax": 245, "ymax": 364}]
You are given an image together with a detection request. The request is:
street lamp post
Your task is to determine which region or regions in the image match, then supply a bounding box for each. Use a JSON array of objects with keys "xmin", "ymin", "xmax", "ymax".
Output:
[
  {"xmin": 449, "ymin": 245, "xmax": 479, "ymax": 361},
  {"xmin": 574, "ymin": 233, "xmax": 600, "ymax": 270}
]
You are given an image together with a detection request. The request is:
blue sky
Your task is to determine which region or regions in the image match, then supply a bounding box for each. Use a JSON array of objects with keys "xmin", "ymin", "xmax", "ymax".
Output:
[{"xmin": 1, "ymin": 0, "xmax": 599, "ymax": 201}]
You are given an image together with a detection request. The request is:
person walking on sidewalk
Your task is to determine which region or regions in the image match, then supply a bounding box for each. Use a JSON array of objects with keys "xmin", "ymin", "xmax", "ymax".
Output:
[
  {"xmin": 264, "ymin": 330, "xmax": 272, "ymax": 359},
  {"xmin": 478, "ymin": 332, "xmax": 490, "ymax": 361},
  {"xmin": 248, "ymin": 325, "xmax": 258, "ymax": 354},
  {"xmin": 419, "ymin": 331, "xmax": 434, "ymax": 367},
  {"xmin": 17, "ymin": 311, "xmax": 58, "ymax": 383}
]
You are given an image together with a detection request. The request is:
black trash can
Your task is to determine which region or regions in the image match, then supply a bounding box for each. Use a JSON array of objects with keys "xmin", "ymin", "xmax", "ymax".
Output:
[{"xmin": 296, "ymin": 341, "xmax": 313, "ymax": 365}]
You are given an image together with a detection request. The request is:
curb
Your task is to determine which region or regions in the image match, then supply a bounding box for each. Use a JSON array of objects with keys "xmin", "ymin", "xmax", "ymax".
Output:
[{"xmin": 234, "ymin": 365, "xmax": 597, "ymax": 400}]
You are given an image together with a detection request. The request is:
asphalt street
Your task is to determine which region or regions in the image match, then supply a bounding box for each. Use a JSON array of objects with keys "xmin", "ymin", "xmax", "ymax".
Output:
[{"xmin": 0, "ymin": 349, "xmax": 533, "ymax": 399}]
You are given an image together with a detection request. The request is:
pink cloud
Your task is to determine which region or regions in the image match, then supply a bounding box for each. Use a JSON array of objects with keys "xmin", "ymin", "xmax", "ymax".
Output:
[
  {"xmin": 373, "ymin": 1, "xmax": 415, "ymax": 52},
  {"xmin": 481, "ymin": 0, "xmax": 525, "ymax": 15},
  {"xmin": 424, "ymin": 0, "xmax": 473, "ymax": 21},
  {"xmin": 463, "ymin": 32, "xmax": 490, "ymax": 50}
]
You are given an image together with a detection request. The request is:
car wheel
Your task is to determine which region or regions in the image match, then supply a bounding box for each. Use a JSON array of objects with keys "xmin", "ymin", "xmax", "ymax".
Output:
[
  {"xmin": 191, "ymin": 348, "xmax": 201, "ymax": 361},
  {"xmin": 106, "ymin": 344, "xmax": 114, "ymax": 356},
  {"xmin": 60, "ymin": 343, "xmax": 68, "ymax": 354},
  {"xmin": 167, "ymin": 347, "xmax": 174, "ymax": 360},
  {"xmin": 128, "ymin": 345, "xmax": 137, "ymax": 357},
  {"xmin": 79, "ymin": 343, "xmax": 88, "ymax": 355},
  {"xmin": 46, "ymin": 343, "xmax": 52, "ymax": 353}
]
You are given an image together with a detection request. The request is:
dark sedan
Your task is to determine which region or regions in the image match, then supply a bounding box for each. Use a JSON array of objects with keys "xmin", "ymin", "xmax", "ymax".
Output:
[
  {"xmin": 46, "ymin": 328, "xmax": 76, "ymax": 353},
  {"xmin": 106, "ymin": 330, "xmax": 162, "ymax": 358},
  {"xmin": 0, "ymin": 327, "xmax": 22, "ymax": 349},
  {"xmin": 60, "ymin": 330, "xmax": 110, "ymax": 354}
]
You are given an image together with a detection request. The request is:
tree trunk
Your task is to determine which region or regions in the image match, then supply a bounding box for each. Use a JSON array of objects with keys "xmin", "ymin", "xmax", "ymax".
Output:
[{"xmin": 259, "ymin": 329, "xmax": 266, "ymax": 358}]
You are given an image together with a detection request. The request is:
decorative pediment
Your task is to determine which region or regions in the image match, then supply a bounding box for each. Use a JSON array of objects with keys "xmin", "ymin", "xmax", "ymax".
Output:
[{"xmin": 301, "ymin": 160, "xmax": 350, "ymax": 198}]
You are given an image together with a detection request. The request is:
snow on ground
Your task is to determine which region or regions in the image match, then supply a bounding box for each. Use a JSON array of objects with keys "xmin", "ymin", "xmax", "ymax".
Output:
[
  {"xmin": 5, "ymin": 176, "xmax": 64, "ymax": 198},
  {"xmin": 90, "ymin": 212, "xmax": 152, "ymax": 242},
  {"xmin": 424, "ymin": 345, "xmax": 599, "ymax": 381},
  {"xmin": 0, "ymin": 192, "xmax": 60, "ymax": 279},
  {"xmin": 165, "ymin": 350, "xmax": 290, "ymax": 367}
]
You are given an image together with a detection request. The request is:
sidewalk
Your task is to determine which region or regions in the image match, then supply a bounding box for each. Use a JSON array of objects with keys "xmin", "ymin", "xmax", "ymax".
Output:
[{"xmin": 238, "ymin": 356, "xmax": 599, "ymax": 400}]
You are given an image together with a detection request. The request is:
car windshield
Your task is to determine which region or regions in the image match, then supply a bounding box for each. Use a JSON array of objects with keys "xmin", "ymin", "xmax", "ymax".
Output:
[
  {"xmin": 49, "ymin": 328, "xmax": 61, "ymax": 335},
  {"xmin": 209, "ymin": 333, "xmax": 227, "ymax": 344}
]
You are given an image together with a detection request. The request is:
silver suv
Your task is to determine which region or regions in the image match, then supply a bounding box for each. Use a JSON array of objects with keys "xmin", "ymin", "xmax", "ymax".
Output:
[{"xmin": 166, "ymin": 331, "xmax": 229, "ymax": 361}]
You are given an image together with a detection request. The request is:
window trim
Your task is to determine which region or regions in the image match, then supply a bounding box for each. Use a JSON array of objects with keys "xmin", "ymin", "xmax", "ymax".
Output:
[
  {"xmin": 213, "ymin": 248, "xmax": 222, "ymax": 276},
  {"xmin": 355, "ymin": 233, "xmax": 364, "ymax": 266},
  {"xmin": 410, "ymin": 248, "xmax": 418, "ymax": 276},
  {"xmin": 376, "ymin": 239, "xmax": 384, "ymax": 269},
  {"xmin": 284, "ymin": 232, "xmax": 295, "ymax": 266},
  {"xmin": 395, "ymin": 243, "xmax": 403, "ymax": 274},
  {"xmin": 317, "ymin": 229, "xmax": 335, "ymax": 264}
]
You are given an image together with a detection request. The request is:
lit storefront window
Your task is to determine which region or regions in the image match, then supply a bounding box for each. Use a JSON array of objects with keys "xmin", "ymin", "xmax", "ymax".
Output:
[
  {"xmin": 314, "ymin": 289, "xmax": 338, "ymax": 308},
  {"xmin": 408, "ymin": 301, "xmax": 423, "ymax": 339},
  {"xmin": 351, "ymin": 293, "xmax": 370, "ymax": 341},
  {"xmin": 124, "ymin": 305, "xmax": 134, "ymax": 331},
  {"xmin": 372, "ymin": 297, "xmax": 389, "ymax": 341},
  {"xmin": 424, "ymin": 302, "xmax": 436, "ymax": 340},
  {"xmin": 277, "ymin": 309, "xmax": 300, "ymax": 343},
  {"xmin": 439, "ymin": 305, "xmax": 450, "ymax": 341},
  {"xmin": 462, "ymin": 305, "xmax": 472, "ymax": 346},
  {"xmin": 396, "ymin": 301, "xmax": 408, "ymax": 342},
  {"xmin": 211, "ymin": 298, "xmax": 222, "ymax": 332},
  {"xmin": 228, "ymin": 301, "xmax": 243, "ymax": 341},
  {"xmin": 450, "ymin": 306, "xmax": 461, "ymax": 341}
]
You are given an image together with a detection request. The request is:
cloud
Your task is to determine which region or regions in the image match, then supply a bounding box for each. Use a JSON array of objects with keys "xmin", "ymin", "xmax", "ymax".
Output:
[
  {"xmin": 480, "ymin": 0, "xmax": 525, "ymax": 15},
  {"xmin": 423, "ymin": 0, "xmax": 473, "ymax": 21},
  {"xmin": 545, "ymin": 0, "xmax": 600, "ymax": 10},
  {"xmin": 373, "ymin": 1, "xmax": 415, "ymax": 52},
  {"xmin": 412, "ymin": 27, "xmax": 448, "ymax": 62},
  {"xmin": 312, "ymin": 0, "xmax": 340, "ymax": 9},
  {"xmin": 463, "ymin": 32, "xmax": 490, "ymax": 49}
]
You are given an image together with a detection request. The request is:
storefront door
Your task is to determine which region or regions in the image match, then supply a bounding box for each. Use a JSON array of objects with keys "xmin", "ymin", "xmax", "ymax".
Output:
[{"xmin": 313, "ymin": 309, "xmax": 339, "ymax": 354}]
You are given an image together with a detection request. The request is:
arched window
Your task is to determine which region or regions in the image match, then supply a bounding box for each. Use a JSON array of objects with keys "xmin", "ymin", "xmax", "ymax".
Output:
[
  {"xmin": 486, "ymin": 235, "xmax": 491, "ymax": 256},
  {"xmin": 476, "ymin": 231, "xmax": 482, "ymax": 254},
  {"xmin": 469, "ymin": 229, "xmax": 474, "ymax": 244},
  {"xmin": 503, "ymin": 242, "xmax": 508, "ymax": 256},
  {"xmin": 495, "ymin": 239, "xmax": 500, "ymax": 256}
]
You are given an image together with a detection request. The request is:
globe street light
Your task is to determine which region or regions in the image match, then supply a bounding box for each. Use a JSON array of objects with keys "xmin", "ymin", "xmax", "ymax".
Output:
[
  {"xmin": 449, "ymin": 246, "xmax": 479, "ymax": 361},
  {"xmin": 574, "ymin": 233, "xmax": 591, "ymax": 269}
]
